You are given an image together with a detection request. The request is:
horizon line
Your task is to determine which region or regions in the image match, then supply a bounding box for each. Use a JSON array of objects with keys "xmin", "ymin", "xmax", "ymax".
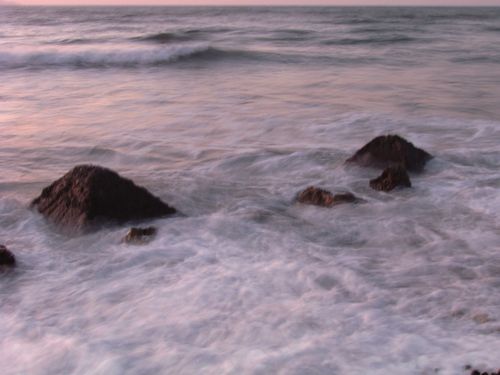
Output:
[{"xmin": 7, "ymin": 3, "xmax": 500, "ymax": 7}]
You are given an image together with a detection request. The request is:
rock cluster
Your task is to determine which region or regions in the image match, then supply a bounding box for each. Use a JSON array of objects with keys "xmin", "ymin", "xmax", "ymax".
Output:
[
  {"xmin": 348, "ymin": 134, "xmax": 432, "ymax": 192},
  {"xmin": 346, "ymin": 134, "xmax": 432, "ymax": 172},
  {"xmin": 296, "ymin": 134, "xmax": 431, "ymax": 205},
  {"xmin": 31, "ymin": 165, "xmax": 176, "ymax": 232}
]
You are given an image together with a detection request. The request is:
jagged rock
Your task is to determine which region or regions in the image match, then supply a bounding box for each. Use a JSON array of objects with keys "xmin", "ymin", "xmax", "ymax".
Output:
[
  {"xmin": 297, "ymin": 186, "xmax": 357, "ymax": 208},
  {"xmin": 123, "ymin": 226, "xmax": 157, "ymax": 245},
  {"xmin": 0, "ymin": 245, "xmax": 15, "ymax": 267},
  {"xmin": 369, "ymin": 165, "xmax": 411, "ymax": 191},
  {"xmin": 31, "ymin": 165, "xmax": 176, "ymax": 232},
  {"xmin": 346, "ymin": 134, "xmax": 432, "ymax": 172}
]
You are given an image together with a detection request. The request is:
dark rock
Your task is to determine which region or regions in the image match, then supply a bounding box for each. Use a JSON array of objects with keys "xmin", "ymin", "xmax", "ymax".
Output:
[
  {"xmin": 468, "ymin": 366, "xmax": 500, "ymax": 375},
  {"xmin": 0, "ymin": 245, "xmax": 15, "ymax": 266},
  {"xmin": 297, "ymin": 186, "xmax": 357, "ymax": 208},
  {"xmin": 124, "ymin": 226, "xmax": 157, "ymax": 245},
  {"xmin": 369, "ymin": 165, "xmax": 412, "ymax": 192},
  {"xmin": 346, "ymin": 134, "xmax": 432, "ymax": 172},
  {"xmin": 31, "ymin": 165, "xmax": 176, "ymax": 232}
]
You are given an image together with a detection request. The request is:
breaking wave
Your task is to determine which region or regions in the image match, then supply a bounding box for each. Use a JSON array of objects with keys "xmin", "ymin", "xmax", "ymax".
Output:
[{"xmin": 0, "ymin": 44, "xmax": 244, "ymax": 69}]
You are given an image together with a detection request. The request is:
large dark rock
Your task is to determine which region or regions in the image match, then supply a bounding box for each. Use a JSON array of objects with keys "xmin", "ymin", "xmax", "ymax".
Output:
[
  {"xmin": 369, "ymin": 165, "xmax": 412, "ymax": 192},
  {"xmin": 0, "ymin": 245, "xmax": 15, "ymax": 267},
  {"xmin": 31, "ymin": 165, "xmax": 176, "ymax": 232},
  {"xmin": 346, "ymin": 134, "xmax": 432, "ymax": 172},
  {"xmin": 297, "ymin": 186, "xmax": 357, "ymax": 208}
]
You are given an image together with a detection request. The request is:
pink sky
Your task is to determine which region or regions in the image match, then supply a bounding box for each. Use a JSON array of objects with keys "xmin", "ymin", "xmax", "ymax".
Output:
[{"xmin": 12, "ymin": 0, "xmax": 500, "ymax": 5}]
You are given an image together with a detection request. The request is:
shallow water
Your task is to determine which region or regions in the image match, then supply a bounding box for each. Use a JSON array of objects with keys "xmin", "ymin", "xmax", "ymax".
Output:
[{"xmin": 1, "ymin": 6, "xmax": 500, "ymax": 375}]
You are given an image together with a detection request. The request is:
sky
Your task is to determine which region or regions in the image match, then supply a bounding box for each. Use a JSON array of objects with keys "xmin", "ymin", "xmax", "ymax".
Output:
[{"xmin": 9, "ymin": 0, "xmax": 500, "ymax": 5}]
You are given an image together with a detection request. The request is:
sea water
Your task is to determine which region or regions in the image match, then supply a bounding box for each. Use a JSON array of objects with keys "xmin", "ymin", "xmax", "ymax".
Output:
[{"xmin": 1, "ymin": 6, "xmax": 500, "ymax": 374}]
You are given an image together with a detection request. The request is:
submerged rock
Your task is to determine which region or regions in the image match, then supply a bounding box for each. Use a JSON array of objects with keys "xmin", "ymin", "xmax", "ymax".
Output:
[
  {"xmin": 297, "ymin": 186, "xmax": 357, "ymax": 208},
  {"xmin": 123, "ymin": 226, "xmax": 157, "ymax": 245},
  {"xmin": 0, "ymin": 245, "xmax": 15, "ymax": 267},
  {"xmin": 31, "ymin": 165, "xmax": 176, "ymax": 232},
  {"xmin": 369, "ymin": 165, "xmax": 411, "ymax": 192},
  {"xmin": 346, "ymin": 134, "xmax": 432, "ymax": 172}
]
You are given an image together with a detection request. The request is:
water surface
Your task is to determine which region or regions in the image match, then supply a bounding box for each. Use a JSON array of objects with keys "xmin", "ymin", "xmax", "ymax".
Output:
[{"xmin": 1, "ymin": 6, "xmax": 500, "ymax": 375}]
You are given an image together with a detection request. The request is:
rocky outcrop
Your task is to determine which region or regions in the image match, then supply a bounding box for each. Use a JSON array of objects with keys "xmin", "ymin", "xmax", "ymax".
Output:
[
  {"xmin": 297, "ymin": 186, "xmax": 357, "ymax": 208},
  {"xmin": 346, "ymin": 134, "xmax": 432, "ymax": 172},
  {"xmin": 0, "ymin": 245, "xmax": 15, "ymax": 267},
  {"xmin": 123, "ymin": 226, "xmax": 157, "ymax": 245},
  {"xmin": 369, "ymin": 165, "xmax": 412, "ymax": 192},
  {"xmin": 31, "ymin": 165, "xmax": 176, "ymax": 232}
]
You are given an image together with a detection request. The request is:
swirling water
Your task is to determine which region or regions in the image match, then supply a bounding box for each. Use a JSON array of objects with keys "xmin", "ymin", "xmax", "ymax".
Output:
[{"xmin": 1, "ymin": 6, "xmax": 500, "ymax": 375}]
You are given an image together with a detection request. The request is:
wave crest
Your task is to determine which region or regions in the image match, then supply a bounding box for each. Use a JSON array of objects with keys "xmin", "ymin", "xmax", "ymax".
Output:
[
  {"xmin": 131, "ymin": 32, "xmax": 192, "ymax": 44},
  {"xmin": 0, "ymin": 44, "xmax": 219, "ymax": 69}
]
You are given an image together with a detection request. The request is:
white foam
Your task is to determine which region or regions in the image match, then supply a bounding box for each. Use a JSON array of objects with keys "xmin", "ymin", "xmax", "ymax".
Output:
[{"xmin": 0, "ymin": 44, "xmax": 212, "ymax": 69}]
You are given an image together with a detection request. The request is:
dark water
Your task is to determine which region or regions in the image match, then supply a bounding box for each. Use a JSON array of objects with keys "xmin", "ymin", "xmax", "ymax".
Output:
[{"xmin": 1, "ymin": 6, "xmax": 500, "ymax": 375}]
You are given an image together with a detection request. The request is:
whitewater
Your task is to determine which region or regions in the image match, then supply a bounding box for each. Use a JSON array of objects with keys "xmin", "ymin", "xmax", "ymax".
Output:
[{"xmin": 1, "ymin": 6, "xmax": 500, "ymax": 375}]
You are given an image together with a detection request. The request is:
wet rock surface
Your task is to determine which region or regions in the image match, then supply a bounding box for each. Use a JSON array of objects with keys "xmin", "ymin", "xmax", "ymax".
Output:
[
  {"xmin": 0, "ymin": 245, "xmax": 16, "ymax": 267},
  {"xmin": 31, "ymin": 165, "xmax": 176, "ymax": 232},
  {"xmin": 297, "ymin": 186, "xmax": 357, "ymax": 208},
  {"xmin": 123, "ymin": 226, "xmax": 158, "ymax": 245},
  {"xmin": 346, "ymin": 134, "xmax": 432, "ymax": 172},
  {"xmin": 369, "ymin": 165, "xmax": 412, "ymax": 192},
  {"xmin": 469, "ymin": 369, "xmax": 500, "ymax": 375}
]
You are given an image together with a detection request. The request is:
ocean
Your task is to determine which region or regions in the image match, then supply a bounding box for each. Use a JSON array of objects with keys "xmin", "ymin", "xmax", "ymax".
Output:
[{"xmin": 1, "ymin": 5, "xmax": 500, "ymax": 374}]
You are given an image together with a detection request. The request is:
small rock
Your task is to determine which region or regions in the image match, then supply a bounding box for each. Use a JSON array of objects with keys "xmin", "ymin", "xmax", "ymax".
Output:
[
  {"xmin": 369, "ymin": 165, "xmax": 411, "ymax": 192},
  {"xmin": 297, "ymin": 186, "xmax": 357, "ymax": 208},
  {"xmin": 346, "ymin": 134, "xmax": 432, "ymax": 172},
  {"xmin": 0, "ymin": 245, "xmax": 16, "ymax": 267},
  {"xmin": 473, "ymin": 313, "xmax": 492, "ymax": 324},
  {"xmin": 124, "ymin": 227, "xmax": 157, "ymax": 245}
]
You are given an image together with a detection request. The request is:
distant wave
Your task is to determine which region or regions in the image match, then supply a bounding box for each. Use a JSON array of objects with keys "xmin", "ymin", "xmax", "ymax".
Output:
[
  {"xmin": 132, "ymin": 28, "xmax": 233, "ymax": 44},
  {"xmin": 322, "ymin": 35, "xmax": 418, "ymax": 46},
  {"xmin": 349, "ymin": 27, "xmax": 427, "ymax": 35},
  {"xmin": 426, "ymin": 12, "xmax": 498, "ymax": 21},
  {"xmin": 451, "ymin": 55, "xmax": 500, "ymax": 64},
  {"xmin": 257, "ymin": 29, "xmax": 316, "ymax": 42},
  {"xmin": 334, "ymin": 18, "xmax": 381, "ymax": 26},
  {"xmin": 131, "ymin": 32, "xmax": 193, "ymax": 44},
  {"xmin": 484, "ymin": 26, "xmax": 500, "ymax": 32},
  {"xmin": 49, "ymin": 38, "xmax": 99, "ymax": 45},
  {"xmin": 0, "ymin": 44, "xmax": 265, "ymax": 69}
]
